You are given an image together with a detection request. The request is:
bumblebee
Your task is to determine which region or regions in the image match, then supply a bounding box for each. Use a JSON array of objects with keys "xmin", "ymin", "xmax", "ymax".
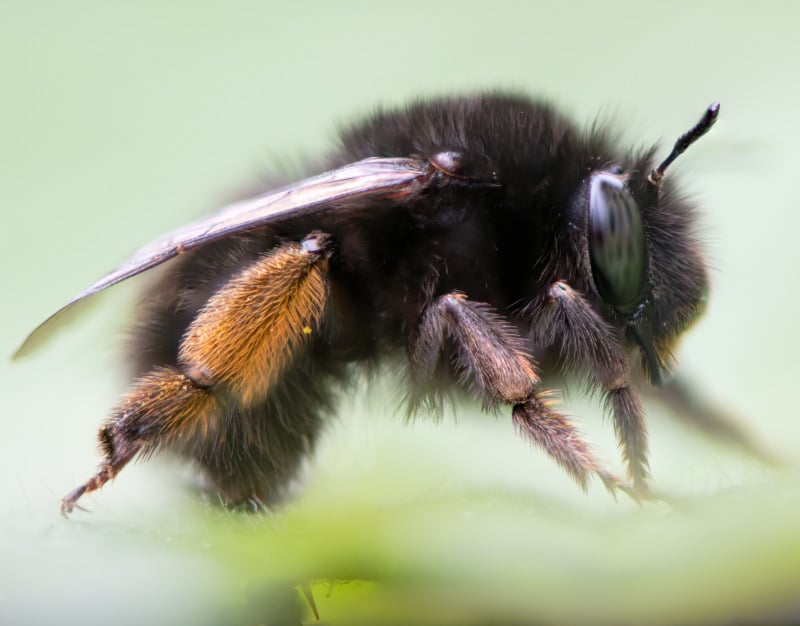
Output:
[{"xmin": 16, "ymin": 93, "xmax": 724, "ymax": 514}]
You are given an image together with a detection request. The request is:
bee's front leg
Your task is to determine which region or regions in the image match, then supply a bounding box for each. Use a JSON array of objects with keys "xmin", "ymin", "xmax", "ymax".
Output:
[{"xmin": 529, "ymin": 281, "xmax": 650, "ymax": 495}]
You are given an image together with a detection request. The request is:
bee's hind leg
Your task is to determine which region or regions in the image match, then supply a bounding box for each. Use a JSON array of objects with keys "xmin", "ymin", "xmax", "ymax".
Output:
[{"xmin": 61, "ymin": 234, "xmax": 333, "ymax": 515}]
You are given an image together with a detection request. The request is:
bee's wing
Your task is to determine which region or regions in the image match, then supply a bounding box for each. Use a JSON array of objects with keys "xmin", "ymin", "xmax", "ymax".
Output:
[{"xmin": 14, "ymin": 157, "xmax": 433, "ymax": 358}]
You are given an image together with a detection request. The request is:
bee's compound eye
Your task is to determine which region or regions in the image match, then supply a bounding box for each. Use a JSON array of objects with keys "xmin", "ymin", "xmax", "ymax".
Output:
[{"xmin": 588, "ymin": 174, "xmax": 646, "ymax": 310}]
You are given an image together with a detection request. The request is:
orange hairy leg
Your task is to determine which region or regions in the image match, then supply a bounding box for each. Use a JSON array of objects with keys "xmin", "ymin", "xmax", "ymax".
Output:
[
  {"xmin": 61, "ymin": 234, "xmax": 331, "ymax": 515},
  {"xmin": 178, "ymin": 234, "xmax": 330, "ymax": 404}
]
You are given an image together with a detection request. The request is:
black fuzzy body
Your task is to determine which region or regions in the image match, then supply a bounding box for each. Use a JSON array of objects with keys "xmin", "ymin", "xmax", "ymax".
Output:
[{"xmin": 124, "ymin": 93, "xmax": 708, "ymax": 504}]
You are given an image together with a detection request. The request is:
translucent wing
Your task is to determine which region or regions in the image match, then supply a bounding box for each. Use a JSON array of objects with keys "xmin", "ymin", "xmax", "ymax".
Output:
[{"xmin": 14, "ymin": 157, "xmax": 434, "ymax": 358}]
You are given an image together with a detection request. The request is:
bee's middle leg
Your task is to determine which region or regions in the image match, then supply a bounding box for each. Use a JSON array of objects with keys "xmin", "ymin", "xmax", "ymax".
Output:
[{"xmin": 410, "ymin": 292, "xmax": 632, "ymax": 496}]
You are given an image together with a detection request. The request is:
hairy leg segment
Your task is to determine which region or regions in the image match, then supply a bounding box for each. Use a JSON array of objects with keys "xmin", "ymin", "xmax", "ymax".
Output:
[
  {"xmin": 61, "ymin": 234, "xmax": 332, "ymax": 515},
  {"xmin": 411, "ymin": 291, "xmax": 635, "ymax": 497}
]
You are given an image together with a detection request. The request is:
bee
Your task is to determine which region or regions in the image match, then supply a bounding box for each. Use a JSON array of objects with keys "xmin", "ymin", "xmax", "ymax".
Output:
[{"xmin": 16, "ymin": 93, "xmax": 723, "ymax": 515}]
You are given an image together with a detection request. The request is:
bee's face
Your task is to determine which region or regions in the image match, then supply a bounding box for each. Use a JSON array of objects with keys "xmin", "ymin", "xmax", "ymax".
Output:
[{"xmin": 571, "ymin": 159, "xmax": 710, "ymax": 385}]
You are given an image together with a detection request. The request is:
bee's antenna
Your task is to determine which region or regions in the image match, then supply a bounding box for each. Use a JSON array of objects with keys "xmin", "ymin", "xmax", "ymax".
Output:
[{"xmin": 648, "ymin": 102, "xmax": 720, "ymax": 187}]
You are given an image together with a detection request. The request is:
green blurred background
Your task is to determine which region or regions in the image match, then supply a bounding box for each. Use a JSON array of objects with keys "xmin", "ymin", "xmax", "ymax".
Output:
[{"xmin": 3, "ymin": 2, "xmax": 799, "ymax": 624}]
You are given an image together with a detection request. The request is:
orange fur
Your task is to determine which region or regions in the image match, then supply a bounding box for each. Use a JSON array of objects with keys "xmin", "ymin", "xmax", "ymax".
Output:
[
  {"xmin": 115, "ymin": 366, "xmax": 219, "ymax": 447},
  {"xmin": 178, "ymin": 243, "xmax": 329, "ymax": 405}
]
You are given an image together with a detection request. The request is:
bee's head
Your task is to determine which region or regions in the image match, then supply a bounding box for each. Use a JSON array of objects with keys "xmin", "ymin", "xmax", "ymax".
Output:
[{"xmin": 579, "ymin": 103, "xmax": 718, "ymax": 385}]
